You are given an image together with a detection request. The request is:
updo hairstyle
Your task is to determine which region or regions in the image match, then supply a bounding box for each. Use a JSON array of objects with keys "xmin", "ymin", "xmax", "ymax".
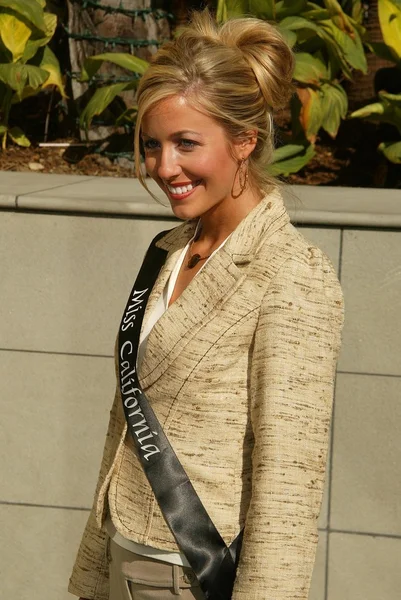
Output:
[{"xmin": 134, "ymin": 9, "xmax": 295, "ymax": 196}]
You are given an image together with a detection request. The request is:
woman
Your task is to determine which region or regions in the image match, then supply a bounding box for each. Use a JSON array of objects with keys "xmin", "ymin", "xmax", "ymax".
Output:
[{"xmin": 69, "ymin": 9, "xmax": 344, "ymax": 600}]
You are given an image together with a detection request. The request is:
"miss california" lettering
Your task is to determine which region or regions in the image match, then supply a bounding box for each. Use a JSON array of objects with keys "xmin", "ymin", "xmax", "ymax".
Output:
[
  {"xmin": 121, "ymin": 288, "xmax": 149, "ymax": 332},
  {"xmin": 120, "ymin": 278, "xmax": 161, "ymax": 465}
]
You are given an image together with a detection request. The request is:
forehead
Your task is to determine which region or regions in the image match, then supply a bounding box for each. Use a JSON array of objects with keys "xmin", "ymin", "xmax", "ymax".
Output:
[{"xmin": 142, "ymin": 95, "xmax": 225, "ymax": 138}]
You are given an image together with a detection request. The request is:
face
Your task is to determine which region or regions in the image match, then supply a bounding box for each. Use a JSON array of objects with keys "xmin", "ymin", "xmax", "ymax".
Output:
[{"xmin": 141, "ymin": 95, "xmax": 251, "ymax": 220}]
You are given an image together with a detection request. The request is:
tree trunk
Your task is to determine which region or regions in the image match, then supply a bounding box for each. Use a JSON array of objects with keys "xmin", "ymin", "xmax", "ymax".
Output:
[{"xmin": 66, "ymin": 0, "xmax": 170, "ymax": 142}]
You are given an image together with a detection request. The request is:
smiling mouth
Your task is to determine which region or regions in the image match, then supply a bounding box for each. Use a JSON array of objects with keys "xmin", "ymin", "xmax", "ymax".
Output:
[{"xmin": 166, "ymin": 180, "xmax": 202, "ymax": 195}]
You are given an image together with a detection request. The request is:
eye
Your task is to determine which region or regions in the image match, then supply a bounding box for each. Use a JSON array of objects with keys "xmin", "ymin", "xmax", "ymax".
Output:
[
  {"xmin": 179, "ymin": 139, "xmax": 197, "ymax": 150},
  {"xmin": 142, "ymin": 138, "xmax": 159, "ymax": 151}
]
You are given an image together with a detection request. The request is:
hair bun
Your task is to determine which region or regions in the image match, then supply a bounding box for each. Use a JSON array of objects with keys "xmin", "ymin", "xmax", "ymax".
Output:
[
  {"xmin": 191, "ymin": 12, "xmax": 295, "ymax": 111},
  {"xmin": 225, "ymin": 18, "xmax": 295, "ymax": 110}
]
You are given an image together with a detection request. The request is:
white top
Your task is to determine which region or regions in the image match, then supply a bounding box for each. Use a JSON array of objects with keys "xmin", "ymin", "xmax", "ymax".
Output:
[{"xmin": 106, "ymin": 224, "xmax": 231, "ymax": 567}]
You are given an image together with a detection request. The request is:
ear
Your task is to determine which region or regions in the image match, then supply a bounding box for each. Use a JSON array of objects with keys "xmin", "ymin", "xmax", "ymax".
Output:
[{"xmin": 232, "ymin": 130, "xmax": 258, "ymax": 161}]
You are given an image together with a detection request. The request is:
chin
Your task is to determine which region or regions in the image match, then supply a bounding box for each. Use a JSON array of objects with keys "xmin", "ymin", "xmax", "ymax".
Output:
[
  {"xmin": 170, "ymin": 205, "xmax": 198, "ymax": 221},
  {"xmin": 167, "ymin": 197, "xmax": 203, "ymax": 219}
]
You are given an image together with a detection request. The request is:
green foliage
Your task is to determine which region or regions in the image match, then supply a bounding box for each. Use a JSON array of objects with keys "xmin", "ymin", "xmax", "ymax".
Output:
[
  {"xmin": 79, "ymin": 53, "xmax": 149, "ymax": 130},
  {"xmin": 349, "ymin": 0, "xmax": 401, "ymax": 165},
  {"xmin": 80, "ymin": 81, "xmax": 137, "ymax": 129},
  {"xmin": 80, "ymin": 52, "xmax": 149, "ymax": 82},
  {"xmin": 350, "ymin": 91, "xmax": 401, "ymax": 164},
  {"xmin": 0, "ymin": 0, "xmax": 65, "ymax": 149},
  {"xmin": 378, "ymin": 140, "xmax": 401, "ymax": 163},
  {"xmin": 0, "ymin": 0, "xmax": 47, "ymax": 33},
  {"xmin": 378, "ymin": 0, "xmax": 401, "ymax": 64},
  {"xmin": 267, "ymin": 141, "xmax": 315, "ymax": 176},
  {"xmin": 215, "ymin": 0, "xmax": 366, "ymax": 175}
]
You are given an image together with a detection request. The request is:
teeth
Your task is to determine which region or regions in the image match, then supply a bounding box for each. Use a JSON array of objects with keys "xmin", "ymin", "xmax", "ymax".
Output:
[{"xmin": 167, "ymin": 180, "xmax": 200, "ymax": 194}]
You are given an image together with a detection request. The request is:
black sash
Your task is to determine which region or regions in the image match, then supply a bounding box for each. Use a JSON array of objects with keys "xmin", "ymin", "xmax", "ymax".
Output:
[{"xmin": 118, "ymin": 232, "xmax": 243, "ymax": 600}]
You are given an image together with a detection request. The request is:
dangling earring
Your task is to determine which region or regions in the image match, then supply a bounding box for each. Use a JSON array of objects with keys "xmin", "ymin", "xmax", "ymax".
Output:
[{"xmin": 232, "ymin": 158, "xmax": 248, "ymax": 199}]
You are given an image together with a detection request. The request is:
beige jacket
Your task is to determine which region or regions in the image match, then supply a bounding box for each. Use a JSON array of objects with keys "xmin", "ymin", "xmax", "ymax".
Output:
[{"xmin": 69, "ymin": 189, "xmax": 345, "ymax": 600}]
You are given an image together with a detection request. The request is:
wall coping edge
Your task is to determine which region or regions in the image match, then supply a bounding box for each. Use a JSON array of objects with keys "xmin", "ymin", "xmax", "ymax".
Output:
[{"xmin": 0, "ymin": 172, "xmax": 400, "ymax": 228}]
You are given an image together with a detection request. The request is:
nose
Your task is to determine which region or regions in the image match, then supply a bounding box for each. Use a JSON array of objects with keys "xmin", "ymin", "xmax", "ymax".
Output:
[{"xmin": 156, "ymin": 146, "xmax": 182, "ymax": 181}]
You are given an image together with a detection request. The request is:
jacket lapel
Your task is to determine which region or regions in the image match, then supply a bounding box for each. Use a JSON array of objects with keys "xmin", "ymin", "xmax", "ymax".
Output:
[
  {"xmin": 138, "ymin": 219, "xmax": 195, "ymax": 340},
  {"xmin": 138, "ymin": 187, "xmax": 290, "ymax": 390}
]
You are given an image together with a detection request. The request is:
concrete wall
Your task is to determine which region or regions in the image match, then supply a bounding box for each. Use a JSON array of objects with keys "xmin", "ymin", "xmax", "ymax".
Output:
[{"xmin": 1, "ymin": 174, "xmax": 400, "ymax": 600}]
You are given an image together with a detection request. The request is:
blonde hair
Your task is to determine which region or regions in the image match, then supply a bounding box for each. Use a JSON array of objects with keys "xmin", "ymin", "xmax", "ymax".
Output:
[{"xmin": 134, "ymin": 8, "xmax": 295, "ymax": 198}]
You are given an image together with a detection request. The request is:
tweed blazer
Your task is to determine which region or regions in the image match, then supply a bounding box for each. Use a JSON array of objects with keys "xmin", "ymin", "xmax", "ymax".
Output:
[{"xmin": 69, "ymin": 188, "xmax": 344, "ymax": 600}]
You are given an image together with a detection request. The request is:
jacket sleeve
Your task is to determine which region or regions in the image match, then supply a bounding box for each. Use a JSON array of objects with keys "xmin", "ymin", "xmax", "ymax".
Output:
[
  {"xmin": 232, "ymin": 246, "xmax": 345, "ymax": 600},
  {"xmin": 68, "ymin": 383, "xmax": 124, "ymax": 600}
]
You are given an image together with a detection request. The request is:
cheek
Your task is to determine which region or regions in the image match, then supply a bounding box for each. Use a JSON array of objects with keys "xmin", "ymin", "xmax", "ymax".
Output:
[
  {"xmin": 196, "ymin": 154, "xmax": 235, "ymax": 181},
  {"xmin": 144, "ymin": 156, "xmax": 156, "ymax": 177}
]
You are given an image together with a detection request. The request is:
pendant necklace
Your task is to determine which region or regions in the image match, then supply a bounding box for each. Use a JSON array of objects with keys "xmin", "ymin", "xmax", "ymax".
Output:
[{"xmin": 186, "ymin": 222, "xmax": 211, "ymax": 269}]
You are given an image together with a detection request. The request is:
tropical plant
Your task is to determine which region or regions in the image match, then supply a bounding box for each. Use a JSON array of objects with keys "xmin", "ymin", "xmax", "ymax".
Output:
[
  {"xmin": 78, "ymin": 52, "xmax": 149, "ymax": 130},
  {"xmin": 349, "ymin": 0, "xmax": 401, "ymax": 165},
  {"xmin": 216, "ymin": 0, "xmax": 368, "ymax": 175},
  {"xmin": 0, "ymin": 0, "xmax": 66, "ymax": 149}
]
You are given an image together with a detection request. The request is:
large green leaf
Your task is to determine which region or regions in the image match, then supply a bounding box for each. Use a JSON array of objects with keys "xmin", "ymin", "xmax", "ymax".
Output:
[
  {"xmin": 37, "ymin": 45, "xmax": 66, "ymax": 97},
  {"xmin": 22, "ymin": 13, "xmax": 56, "ymax": 63},
  {"xmin": 323, "ymin": 0, "xmax": 355, "ymax": 34},
  {"xmin": 350, "ymin": 96, "xmax": 401, "ymax": 134},
  {"xmin": 8, "ymin": 124, "xmax": 30, "ymax": 146},
  {"xmin": 368, "ymin": 41, "xmax": 398, "ymax": 63},
  {"xmin": 296, "ymin": 86, "xmax": 324, "ymax": 140},
  {"xmin": 378, "ymin": 0, "xmax": 401, "ymax": 62},
  {"xmin": 23, "ymin": 36, "xmax": 49, "ymax": 63},
  {"xmin": 323, "ymin": 30, "xmax": 353, "ymax": 79},
  {"xmin": 0, "ymin": 62, "xmax": 48, "ymax": 95},
  {"xmin": 319, "ymin": 19, "xmax": 367, "ymax": 73},
  {"xmin": 216, "ymin": 0, "xmax": 228, "ymax": 22},
  {"xmin": 276, "ymin": 0, "xmax": 308, "ymax": 19},
  {"xmin": 81, "ymin": 52, "xmax": 149, "ymax": 82},
  {"xmin": 43, "ymin": 11, "xmax": 56, "ymax": 36},
  {"xmin": 249, "ymin": 0, "xmax": 275, "ymax": 19},
  {"xmin": 79, "ymin": 81, "xmax": 136, "ymax": 129},
  {"xmin": 378, "ymin": 140, "xmax": 401, "ymax": 163},
  {"xmin": 279, "ymin": 15, "xmax": 321, "ymax": 32},
  {"xmin": 350, "ymin": 102, "xmax": 385, "ymax": 118},
  {"xmin": 301, "ymin": 7, "xmax": 330, "ymax": 20},
  {"xmin": 379, "ymin": 90, "xmax": 401, "ymax": 106},
  {"xmin": 350, "ymin": 0, "xmax": 364, "ymax": 23},
  {"xmin": 347, "ymin": 12, "xmax": 367, "ymax": 38},
  {"xmin": 278, "ymin": 16, "xmax": 322, "ymax": 49},
  {"xmin": 268, "ymin": 142, "xmax": 315, "ymax": 175},
  {"xmin": 293, "ymin": 52, "xmax": 327, "ymax": 84},
  {"xmin": 320, "ymin": 81, "xmax": 348, "ymax": 137},
  {"xmin": 216, "ymin": 0, "xmax": 248, "ymax": 20},
  {"xmin": 279, "ymin": 28, "xmax": 297, "ymax": 47},
  {"xmin": 0, "ymin": 0, "xmax": 46, "ymax": 32},
  {"xmin": 0, "ymin": 12, "xmax": 31, "ymax": 62},
  {"xmin": 10, "ymin": 84, "xmax": 37, "ymax": 102}
]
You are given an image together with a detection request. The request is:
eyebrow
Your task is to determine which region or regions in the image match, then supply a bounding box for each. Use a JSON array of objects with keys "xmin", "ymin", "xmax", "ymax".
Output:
[{"xmin": 141, "ymin": 130, "xmax": 202, "ymax": 138}]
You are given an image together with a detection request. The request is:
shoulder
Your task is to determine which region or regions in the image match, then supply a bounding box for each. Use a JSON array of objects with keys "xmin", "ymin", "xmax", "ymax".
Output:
[{"xmin": 258, "ymin": 222, "xmax": 345, "ymax": 330}]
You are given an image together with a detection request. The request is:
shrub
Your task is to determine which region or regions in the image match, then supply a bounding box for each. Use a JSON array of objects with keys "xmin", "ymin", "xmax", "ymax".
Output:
[{"xmin": 0, "ymin": 0, "xmax": 66, "ymax": 149}]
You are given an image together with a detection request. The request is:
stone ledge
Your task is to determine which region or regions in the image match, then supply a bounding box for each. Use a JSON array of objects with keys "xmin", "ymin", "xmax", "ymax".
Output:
[{"xmin": 1, "ymin": 171, "xmax": 400, "ymax": 228}]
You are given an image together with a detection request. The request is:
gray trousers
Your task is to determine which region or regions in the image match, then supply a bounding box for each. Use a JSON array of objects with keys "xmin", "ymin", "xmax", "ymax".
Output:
[{"xmin": 108, "ymin": 538, "xmax": 205, "ymax": 600}]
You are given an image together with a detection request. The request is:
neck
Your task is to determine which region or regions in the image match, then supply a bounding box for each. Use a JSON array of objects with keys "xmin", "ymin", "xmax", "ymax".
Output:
[{"xmin": 197, "ymin": 187, "xmax": 264, "ymax": 247}]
